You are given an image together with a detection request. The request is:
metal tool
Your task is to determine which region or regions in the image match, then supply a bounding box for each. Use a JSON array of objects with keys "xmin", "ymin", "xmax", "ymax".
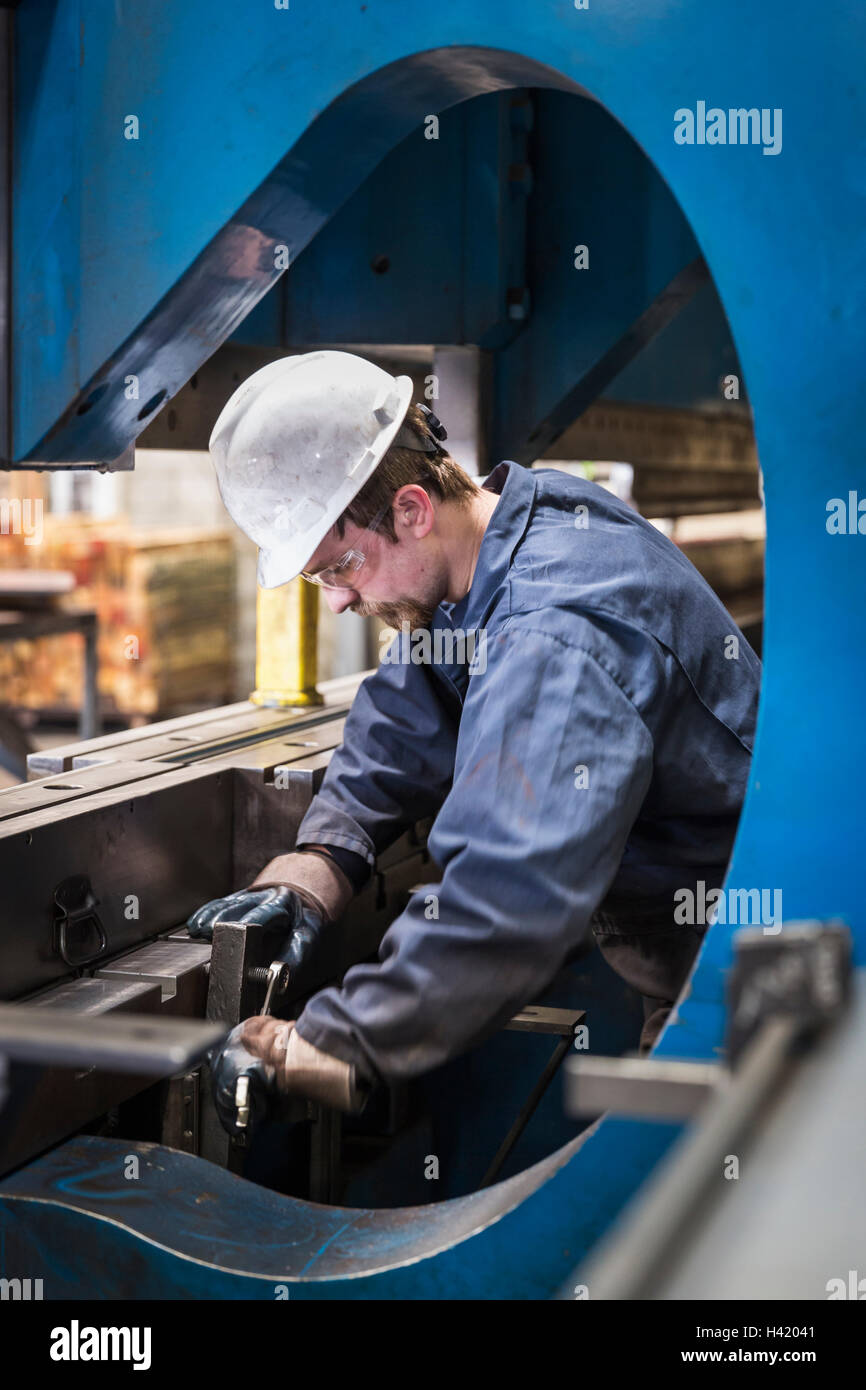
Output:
[
  {"xmin": 481, "ymin": 1006, "xmax": 585, "ymax": 1188},
  {"xmin": 256, "ymin": 960, "xmax": 292, "ymax": 1017},
  {"xmin": 232, "ymin": 961, "xmax": 292, "ymax": 1130},
  {"xmin": 235, "ymin": 1074, "xmax": 252, "ymax": 1130}
]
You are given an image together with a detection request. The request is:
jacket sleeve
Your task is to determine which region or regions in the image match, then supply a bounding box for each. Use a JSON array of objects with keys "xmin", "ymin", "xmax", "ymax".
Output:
[
  {"xmin": 295, "ymin": 627, "xmax": 464, "ymax": 867},
  {"xmin": 294, "ymin": 618, "xmax": 655, "ymax": 1084}
]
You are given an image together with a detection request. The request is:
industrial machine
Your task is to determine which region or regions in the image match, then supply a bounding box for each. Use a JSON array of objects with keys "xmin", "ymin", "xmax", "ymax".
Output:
[
  {"xmin": 0, "ymin": 679, "xmax": 631, "ymax": 1295},
  {"xmin": 0, "ymin": 679, "xmax": 433, "ymax": 1175}
]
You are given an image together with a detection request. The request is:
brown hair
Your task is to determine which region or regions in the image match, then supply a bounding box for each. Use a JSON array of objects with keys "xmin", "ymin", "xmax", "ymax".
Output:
[{"xmin": 333, "ymin": 403, "xmax": 479, "ymax": 543}]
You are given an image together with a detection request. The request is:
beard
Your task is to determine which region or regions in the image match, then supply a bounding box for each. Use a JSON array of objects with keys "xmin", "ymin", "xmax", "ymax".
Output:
[{"xmin": 350, "ymin": 595, "xmax": 437, "ymax": 629}]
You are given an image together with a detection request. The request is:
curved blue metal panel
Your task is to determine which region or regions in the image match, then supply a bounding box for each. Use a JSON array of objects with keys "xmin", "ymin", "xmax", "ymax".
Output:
[{"xmin": 0, "ymin": 1122, "xmax": 683, "ymax": 1299}]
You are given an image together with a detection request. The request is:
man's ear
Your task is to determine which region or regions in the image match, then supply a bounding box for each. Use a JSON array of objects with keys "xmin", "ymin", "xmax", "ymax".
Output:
[{"xmin": 393, "ymin": 484, "xmax": 435, "ymax": 536}]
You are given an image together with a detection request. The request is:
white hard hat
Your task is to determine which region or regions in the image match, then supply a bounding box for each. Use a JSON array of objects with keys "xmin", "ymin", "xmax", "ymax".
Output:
[{"xmin": 209, "ymin": 350, "xmax": 414, "ymax": 588}]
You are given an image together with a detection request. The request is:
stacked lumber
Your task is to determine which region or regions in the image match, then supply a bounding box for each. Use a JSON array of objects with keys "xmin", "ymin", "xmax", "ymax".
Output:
[
  {"xmin": 543, "ymin": 401, "xmax": 761, "ymax": 517},
  {"xmin": 0, "ymin": 515, "xmax": 235, "ymax": 718}
]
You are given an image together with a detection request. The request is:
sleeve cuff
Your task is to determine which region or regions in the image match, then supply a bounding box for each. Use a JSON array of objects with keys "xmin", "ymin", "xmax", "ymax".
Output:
[{"xmin": 284, "ymin": 1024, "xmax": 371, "ymax": 1114}]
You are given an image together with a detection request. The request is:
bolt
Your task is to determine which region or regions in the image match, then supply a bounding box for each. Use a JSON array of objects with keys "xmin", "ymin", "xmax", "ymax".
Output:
[{"xmin": 506, "ymin": 287, "xmax": 531, "ymax": 322}]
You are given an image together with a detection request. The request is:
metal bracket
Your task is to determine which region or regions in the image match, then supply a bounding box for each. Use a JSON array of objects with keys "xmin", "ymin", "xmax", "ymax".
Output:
[
  {"xmin": 725, "ymin": 919, "xmax": 851, "ymax": 1064},
  {"xmin": 565, "ymin": 922, "xmax": 853, "ymax": 1124},
  {"xmin": 562, "ymin": 923, "xmax": 855, "ymax": 1300},
  {"xmin": 481, "ymin": 1005, "xmax": 585, "ymax": 1188},
  {"xmin": 567, "ymin": 1055, "xmax": 723, "ymax": 1122},
  {"xmin": 52, "ymin": 874, "xmax": 107, "ymax": 969}
]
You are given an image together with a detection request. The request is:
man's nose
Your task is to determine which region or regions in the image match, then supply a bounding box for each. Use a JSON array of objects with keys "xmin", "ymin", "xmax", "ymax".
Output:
[{"xmin": 323, "ymin": 586, "xmax": 359, "ymax": 615}]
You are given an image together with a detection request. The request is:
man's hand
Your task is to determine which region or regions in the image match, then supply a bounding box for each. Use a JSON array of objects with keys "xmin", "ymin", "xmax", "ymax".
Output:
[
  {"xmin": 209, "ymin": 1015, "xmax": 369, "ymax": 1137},
  {"xmin": 186, "ymin": 884, "xmax": 323, "ymax": 971},
  {"xmin": 186, "ymin": 850, "xmax": 354, "ymax": 979},
  {"xmin": 209, "ymin": 1020, "xmax": 294, "ymax": 1138}
]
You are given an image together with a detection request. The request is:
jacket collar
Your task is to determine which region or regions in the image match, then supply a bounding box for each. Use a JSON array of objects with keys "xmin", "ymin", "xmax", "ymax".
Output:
[{"xmin": 443, "ymin": 461, "xmax": 537, "ymax": 631}]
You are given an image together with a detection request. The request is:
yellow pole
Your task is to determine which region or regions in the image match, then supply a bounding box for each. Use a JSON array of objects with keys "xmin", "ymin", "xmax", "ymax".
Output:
[{"xmin": 251, "ymin": 577, "xmax": 323, "ymax": 707}]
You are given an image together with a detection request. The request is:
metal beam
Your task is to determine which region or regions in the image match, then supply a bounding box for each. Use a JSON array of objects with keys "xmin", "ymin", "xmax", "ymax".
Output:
[
  {"xmin": 517, "ymin": 257, "xmax": 709, "ymax": 462},
  {"xmin": 12, "ymin": 33, "xmax": 582, "ymax": 464},
  {"xmin": 0, "ymin": 1003, "xmax": 224, "ymax": 1073},
  {"xmin": 491, "ymin": 90, "xmax": 708, "ymax": 463}
]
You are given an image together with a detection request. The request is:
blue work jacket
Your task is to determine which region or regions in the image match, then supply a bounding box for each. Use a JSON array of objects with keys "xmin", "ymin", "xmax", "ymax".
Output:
[{"xmin": 294, "ymin": 461, "xmax": 761, "ymax": 1084}]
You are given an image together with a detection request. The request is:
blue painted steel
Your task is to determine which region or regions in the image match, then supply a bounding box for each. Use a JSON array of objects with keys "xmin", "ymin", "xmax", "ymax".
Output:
[
  {"xmin": 236, "ymin": 92, "xmax": 528, "ymax": 351},
  {"xmin": 240, "ymin": 86, "xmax": 743, "ymax": 414},
  {"xmin": 605, "ymin": 279, "xmax": 747, "ymax": 412},
  {"xmin": 7, "ymin": 2, "xmax": 763, "ymax": 464},
  {"xmin": 490, "ymin": 90, "xmax": 703, "ymax": 459},
  {"xmin": 14, "ymin": 17, "xmax": 567, "ymax": 461},
  {"xmin": 0, "ymin": 1125, "xmax": 682, "ymax": 1299},
  {"xmin": 2, "ymin": 0, "xmax": 865, "ymax": 1298}
]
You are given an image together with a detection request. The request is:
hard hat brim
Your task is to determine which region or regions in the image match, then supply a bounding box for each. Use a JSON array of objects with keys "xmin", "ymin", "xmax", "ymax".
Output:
[
  {"xmin": 257, "ymin": 544, "xmax": 306, "ymax": 589},
  {"xmin": 253, "ymin": 370, "xmax": 413, "ymax": 588}
]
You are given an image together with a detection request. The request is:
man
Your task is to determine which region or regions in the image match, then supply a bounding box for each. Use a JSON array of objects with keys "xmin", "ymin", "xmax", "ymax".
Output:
[{"xmin": 192, "ymin": 349, "xmax": 761, "ymax": 1135}]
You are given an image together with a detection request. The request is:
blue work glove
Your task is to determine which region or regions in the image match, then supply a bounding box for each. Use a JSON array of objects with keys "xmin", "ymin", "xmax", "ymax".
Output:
[
  {"xmin": 209, "ymin": 1019, "xmax": 289, "ymax": 1138},
  {"xmin": 187, "ymin": 884, "xmax": 322, "ymax": 960},
  {"xmin": 210, "ymin": 1016, "xmax": 367, "ymax": 1137},
  {"xmin": 186, "ymin": 849, "xmax": 354, "ymax": 975}
]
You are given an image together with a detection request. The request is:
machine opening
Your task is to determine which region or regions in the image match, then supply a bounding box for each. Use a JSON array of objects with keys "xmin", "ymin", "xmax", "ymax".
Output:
[{"xmin": 0, "ymin": 46, "xmax": 776, "ymax": 1296}]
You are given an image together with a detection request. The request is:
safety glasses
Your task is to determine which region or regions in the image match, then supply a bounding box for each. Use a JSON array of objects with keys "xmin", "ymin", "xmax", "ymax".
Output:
[{"xmin": 301, "ymin": 499, "xmax": 393, "ymax": 589}]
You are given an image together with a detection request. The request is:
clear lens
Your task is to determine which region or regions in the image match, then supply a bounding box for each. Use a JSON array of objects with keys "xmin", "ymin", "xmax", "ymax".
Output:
[
  {"xmin": 300, "ymin": 506, "xmax": 391, "ymax": 588},
  {"xmin": 303, "ymin": 549, "xmax": 365, "ymax": 589}
]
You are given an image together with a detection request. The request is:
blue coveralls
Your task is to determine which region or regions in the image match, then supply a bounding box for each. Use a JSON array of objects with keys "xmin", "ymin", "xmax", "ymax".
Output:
[{"xmin": 294, "ymin": 460, "xmax": 761, "ymax": 1080}]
